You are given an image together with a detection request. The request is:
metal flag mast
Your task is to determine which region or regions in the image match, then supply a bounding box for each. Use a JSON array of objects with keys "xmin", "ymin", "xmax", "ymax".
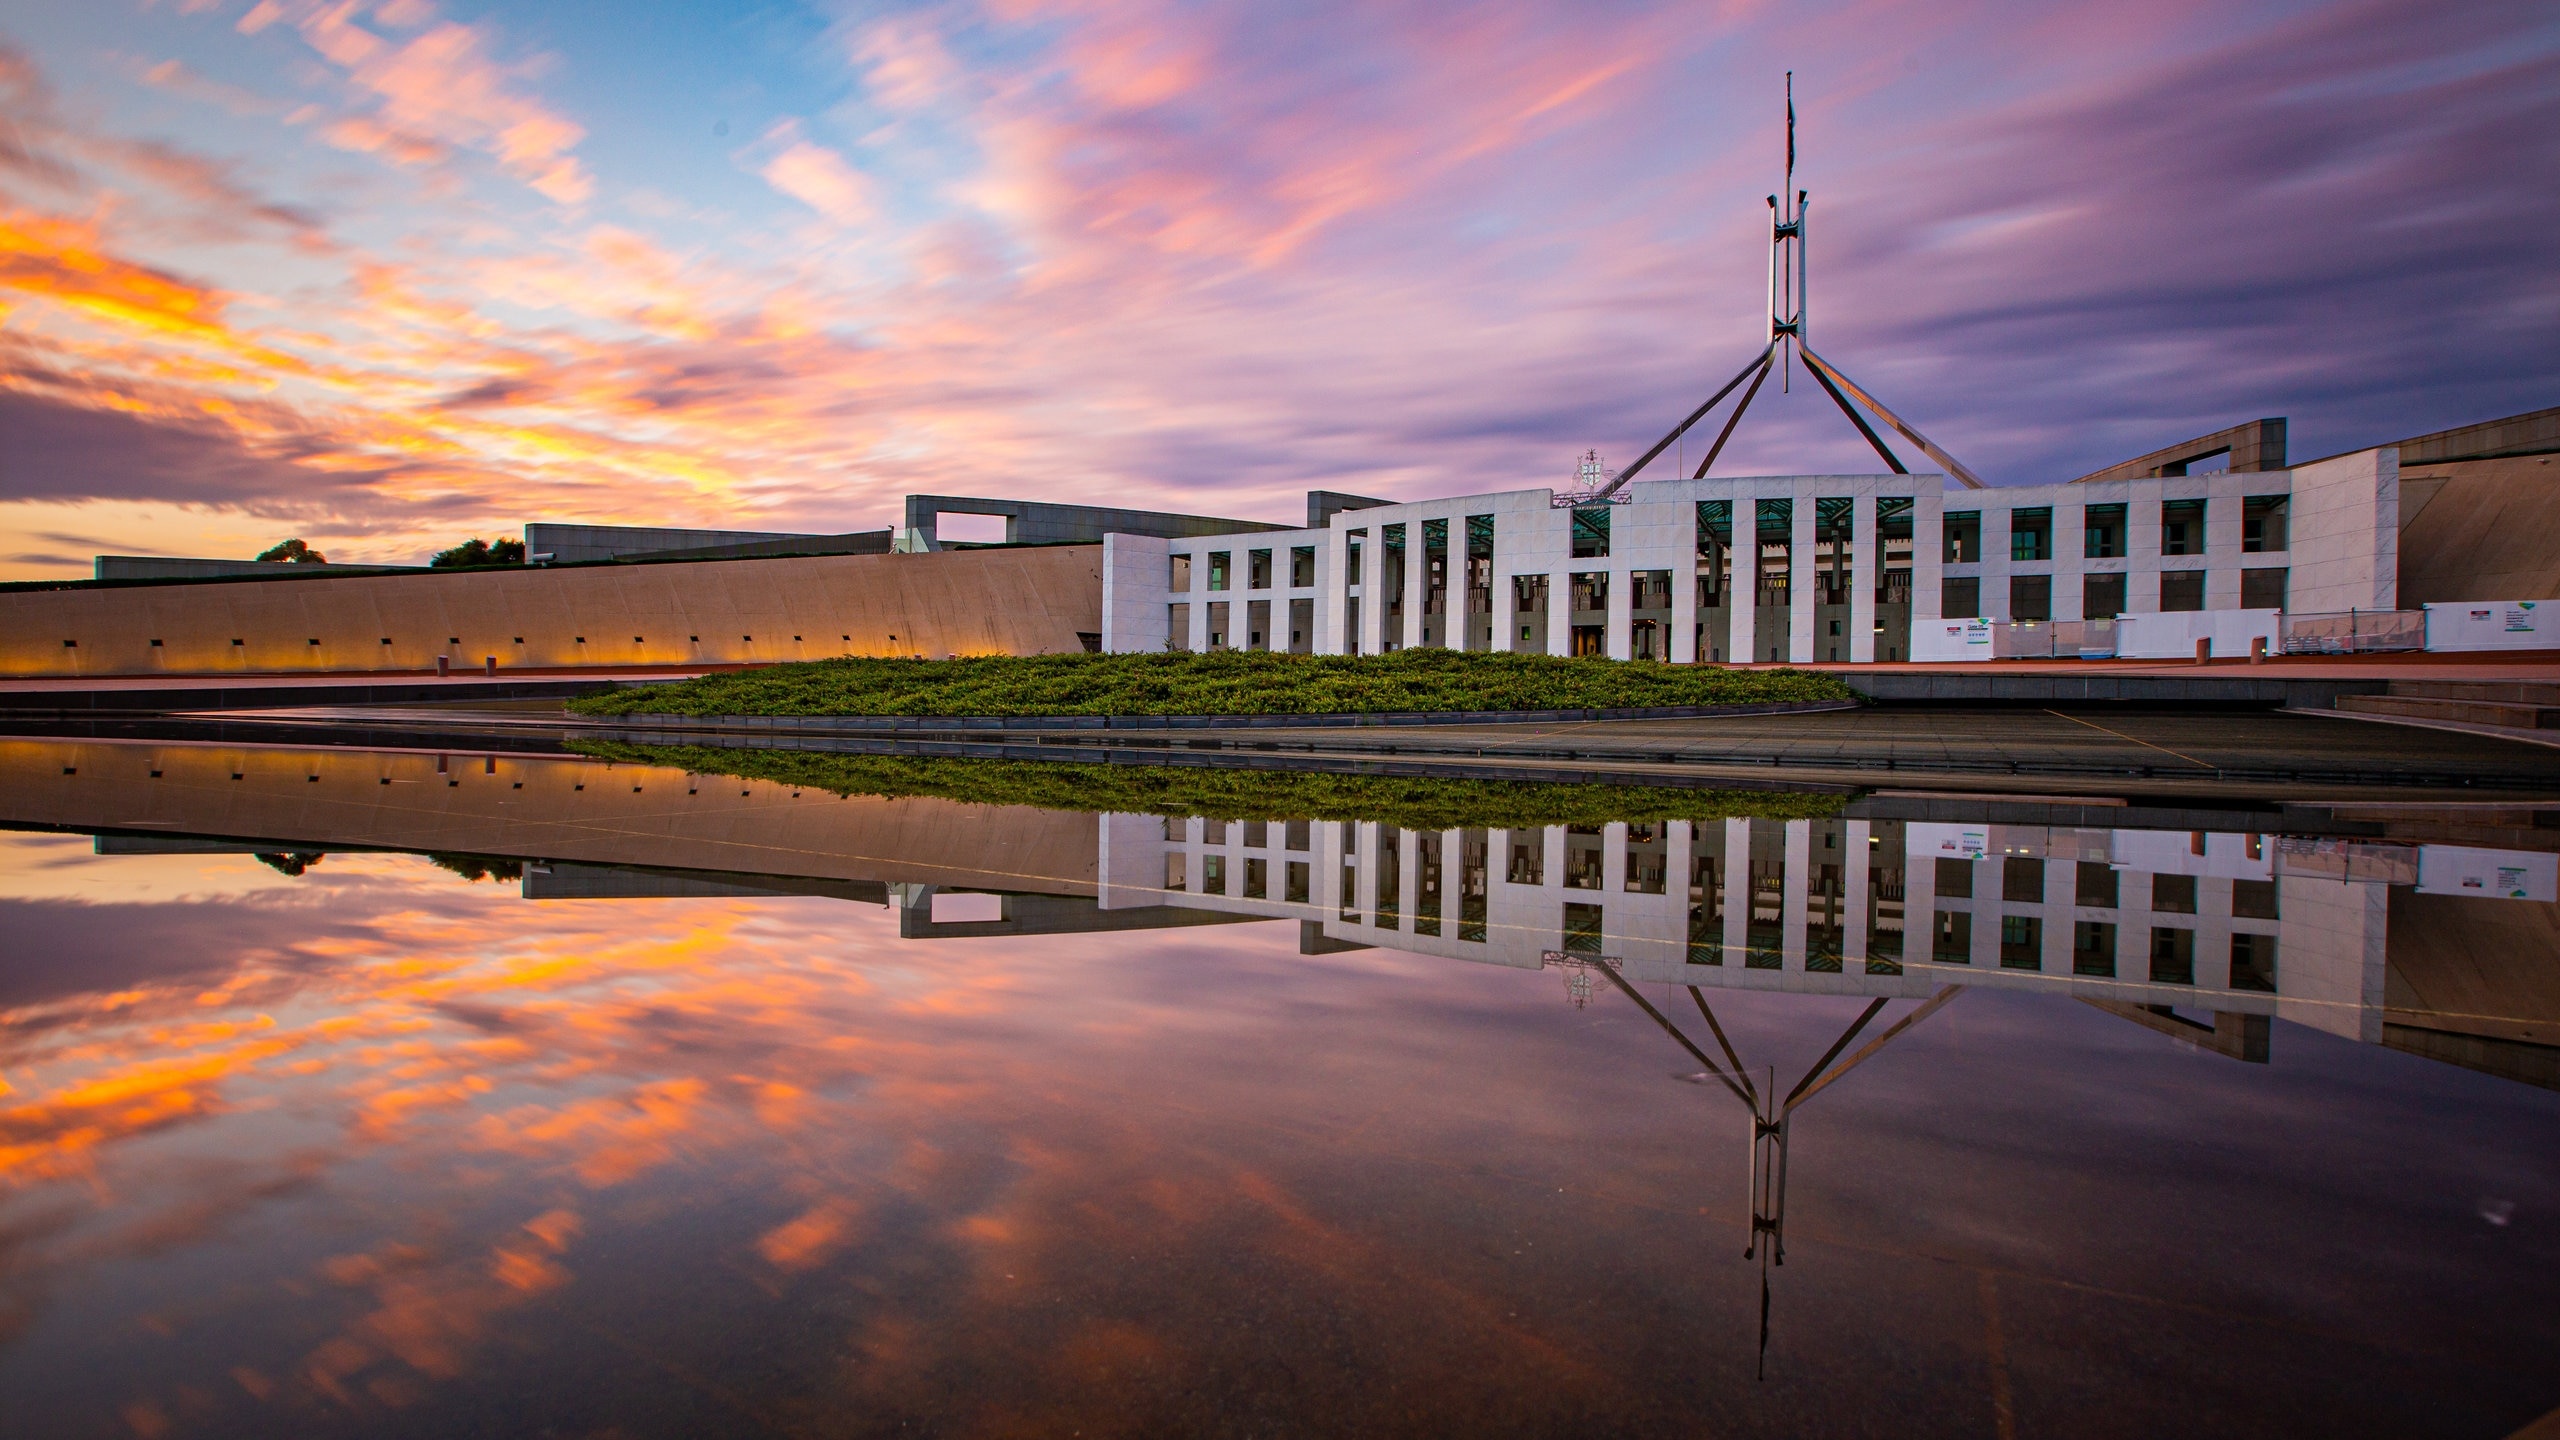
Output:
[{"xmin": 1582, "ymin": 73, "xmax": 1987, "ymax": 499}]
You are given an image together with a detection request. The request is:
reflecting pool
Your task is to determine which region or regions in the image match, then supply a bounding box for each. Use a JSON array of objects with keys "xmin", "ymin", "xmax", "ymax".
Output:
[{"xmin": 1, "ymin": 735, "xmax": 2555, "ymax": 1438}]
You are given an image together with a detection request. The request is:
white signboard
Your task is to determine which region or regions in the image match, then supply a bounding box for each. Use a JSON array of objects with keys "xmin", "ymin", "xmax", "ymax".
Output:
[
  {"xmin": 1908, "ymin": 823, "xmax": 1989, "ymax": 862},
  {"xmin": 2416, "ymin": 846, "xmax": 2559, "ymax": 902},
  {"xmin": 2424, "ymin": 600, "xmax": 2558, "ymax": 652}
]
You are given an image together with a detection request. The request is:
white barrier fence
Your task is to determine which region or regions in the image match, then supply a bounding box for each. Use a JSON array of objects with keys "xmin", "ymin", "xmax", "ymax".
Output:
[
  {"xmin": 2280, "ymin": 609, "xmax": 2427, "ymax": 655},
  {"xmin": 1906, "ymin": 601, "xmax": 2554, "ymax": 662},
  {"xmin": 2423, "ymin": 600, "xmax": 2558, "ymax": 652},
  {"xmin": 2114, "ymin": 609, "xmax": 2282, "ymax": 660}
]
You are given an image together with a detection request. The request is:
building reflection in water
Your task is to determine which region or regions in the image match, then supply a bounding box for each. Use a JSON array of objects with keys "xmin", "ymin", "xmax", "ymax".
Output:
[
  {"xmin": 1, "ymin": 734, "xmax": 2557, "ymax": 1409},
  {"xmin": 5, "ymin": 735, "xmax": 2553, "ymax": 1079},
  {"xmin": 1110, "ymin": 811, "xmax": 2557, "ymax": 1068}
]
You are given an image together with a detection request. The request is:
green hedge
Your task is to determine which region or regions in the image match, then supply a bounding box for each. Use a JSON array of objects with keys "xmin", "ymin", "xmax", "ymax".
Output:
[
  {"xmin": 567, "ymin": 742, "xmax": 1845, "ymax": 830},
  {"xmin": 567, "ymin": 648, "xmax": 1855, "ymax": 718}
]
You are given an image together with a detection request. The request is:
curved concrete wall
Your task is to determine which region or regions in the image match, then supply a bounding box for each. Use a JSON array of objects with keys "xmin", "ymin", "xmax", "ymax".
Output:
[{"xmin": 0, "ymin": 544, "xmax": 1102, "ymax": 678}]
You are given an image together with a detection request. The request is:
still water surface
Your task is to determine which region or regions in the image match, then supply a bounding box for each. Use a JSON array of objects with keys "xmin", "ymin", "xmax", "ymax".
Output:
[{"xmin": 1, "ymin": 736, "xmax": 2555, "ymax": 1438}]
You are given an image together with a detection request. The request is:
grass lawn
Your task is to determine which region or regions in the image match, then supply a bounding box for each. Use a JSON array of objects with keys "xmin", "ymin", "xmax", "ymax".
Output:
[
  {"xmin": 567, "ymin": 648, "xmax": 1855, "ymax": 718},
  {"xmin": 568, "ymin": 742, "xmax": 1844, "ymax": 829}
]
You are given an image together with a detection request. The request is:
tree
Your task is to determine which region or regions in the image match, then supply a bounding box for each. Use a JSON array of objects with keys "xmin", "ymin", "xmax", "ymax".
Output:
[
  {"xmin": 256, "ymin": 538, "xmax": 327, "ymax": 564},
  {"xmin": 429, "ymin": 536, "xmax": 527, "ymax": 568}
]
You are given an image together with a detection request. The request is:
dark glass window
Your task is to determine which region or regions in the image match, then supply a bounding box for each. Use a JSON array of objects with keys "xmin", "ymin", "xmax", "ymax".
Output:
[
  {"xmin": 2161, "ymin": 571, "xmax": 2206, "ymax": 612},
  {"xmin": 1943, "ymin": 510, "xmax": 1980, "ymax": 564},
  {"xmin": 2073, "ymin": 921, "xmax": 2117, "ymax": 976},
  {"xmin": 2152, "ymin": 873, "xmax": 2198, "ymax": 914},
  {"xmin": 2008, "ymin": 508, "xmax": 2052, "ymax": 562},
  {"xmin": 2076, "ymin": 861, "xmax": 2119, "ymax": 908},
  {"xmin": 2009, "ymin": 574, "xmax": 2052, "ymax": 622},
  {"xmin": 1935, "ymin": 857, "xmax": 1975, "ymax": 898},
  {"xmin": 2161, "ymin": 498, "xmax": 2206, "ymax": 556},
  {"xmin": 1571, "ymin": 506, "xmax": 1611, "ymax": 558},
  {"xmin": 2003, "ymin": 856, "xmax": 2045, "ymax": 902},
  {"xmin": 2084, "ymin": 573, "xmax": 2127, "ymax": 619},
  {"xmin": 2242, "ymin": 496, "xmax": 2288, "ymax": 553},
  {"xmin": 2084, "ymin": 502, "xmax": 2127, "ymax": 558},
  {"xmin": 2242, "ymin": 568, "xmax": 2287, "ymax": 610}
]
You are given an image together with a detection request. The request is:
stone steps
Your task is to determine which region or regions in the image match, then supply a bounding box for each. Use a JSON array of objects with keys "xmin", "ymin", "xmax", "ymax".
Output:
[
  {"xmin": 2334, "ymin": 694, "xmax": 2560, "ymax": 729},
  {"xmin": 2385, "ymin": 679, "xmax": 2560, "ymax": 706}
]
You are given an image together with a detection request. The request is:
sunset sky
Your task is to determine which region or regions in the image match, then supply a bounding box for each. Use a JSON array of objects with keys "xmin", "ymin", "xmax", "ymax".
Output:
[{"xmin": 0, "ymin": 0, "xmax": 2552, "ymax": 575}]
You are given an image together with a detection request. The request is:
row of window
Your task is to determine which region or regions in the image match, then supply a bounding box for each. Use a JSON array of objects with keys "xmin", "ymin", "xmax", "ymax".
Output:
[
  {"xmin": 1944, "ymin": 568, "xmax": 2289, "ymax": 620},
  {"xmin": 1170, "ymin": 546, "xmax": 1320, "ymax": 594},
  {"xmin": 1934, "ymin": 857, "xmax": 2279, "ymax": 916},
  {"xmin": 1929, "ymin": 913, "xmax": 2277, "ymax": 989},
  {"xmin": 1945, "ymin": 497, "xmax": 2288, "ymax": 564},
  {"xmin": 1165, "ymin": 494, "xmax": 2288, "ymax": 598}
]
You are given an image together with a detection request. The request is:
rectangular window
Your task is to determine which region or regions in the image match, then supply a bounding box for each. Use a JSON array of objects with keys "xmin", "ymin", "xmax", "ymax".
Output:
[
  {"xmin": 2161, "ymin": 498, "xmax": 2206, "ymax": 556},
  {"xmin": 2009, "ymin": 574, "xmax": 2052, "ymax": 622},
  {"xmin": 1935, "ymin": 856, "xmax": 1975, "ymax": 898},
  {"xmin": 1207, "ymin": 551, "xmax": 1231, "ymax": 592},
  {"xmin": 1416, "ymin": 835, "xmax": 1443, "ymax": 936},
  {"xmin": 2073, "ymin": 921, "xmax": 2117, "ymax": 976},
  {"xmin": 1944, "ymin": 511, "xmax": 1981, "ymax": 564},
  {"xmin": 1165, "ymin": 853, "xmax": 1187, "ymax": 892},
  {"xmin": 2160, "ymin": 570, "xmax": 2206, "ymax": 612},
  {"xmin": 1697, "ymin": 500, "xmax": 1734, "ymax": 611},
  {"xmin": 1756, "ymin": 499, "xmax": 1793, "ymax": 609},
  {"xmin": 2076, "ymin": 861, "xmax": 2119, "ymax": 908},
  {"xmin": 1570, "ymin": 571, "xmax": 1608, "ymax": 613},
  {"xmin": 1244, "ymin": 857, "xmax": 1267, "ymax": 899},
  {"xmin": 2242, "ymin": 567, "xmax": 2287, "ymax": 610},
  {"xmin": 1286, "ymin": 819, "xmax": 1310, "ymax": 851},
  {"xmin": 1564, "ymin": 826, "xmax": 1605, "ymax": 890},
  {"xmin": 1562, "ymin": 901, "xmax": 1605, "ymax": 956},
  {"xmin": 2232, "ymin": 878, "xmax": 2279, "ymax": 919},
  {"xmin": 1169, "ymin": 554, "xmax": 1192, "ymax": 591},
  {"xmin": 2003, "ymin": 856, "xmax": 2045, "ymax": 903},
  {"xmin": 2242, "ymin": 496, "xmax": 2288, "ymax": 553},
  {"xmin": 1933, "ymin": 909, "xmax": 1973, "ymax": 963},
  {"xmin": 2151, "ymin": 872, "xmax": 2198, "ymax": 914},
  {"xmin": 2008, "ymin": 507, "xmax": 2052, "ymax": 562},
  {"xmin": 1459, "ymin": 830, "xmax": 1488, "ymax": 942},
  {"xmin": 1206, "ymin": 600, "xmax": 1229, "ymax": 650},
  {"xmin": 1464, "ymin": 516, "xmax": 1496, "ymax": 641},
  {"xmin": 1509, "ymin": 837, "xmax": 1545, "ymax": 885},
  {"xmin": 1623, "ymin": 823, "xmax": 1667, "ymax": 894},
  {"xmin": 1167, "ymin": 603, "xmax": 1191, "ymax": 650},
  {"xmin": 2084, "ymin": 502, "xmax": 2127, "ymax": 559},
  {"xmin": 1285, "ymin": 860, "xmax": 1310, "ymax": 903},
  {"xmin": 1203, "ymin": 854, "xmax": 1226, "ymax": 896},
  {"xmin": 1571, "ymin": 505, "xmax": 1611, "ymax": 558},
  {"xmin": 2000, "ymin": 914, "xmax": 2043, "ymax": 970},
  {"xmin": 1376, "ymin": 827, "xmax": 1401, "ymax": 927},
  {"xmin": 2149, "ymin": 926, "xmax": 2195, "ymax": 984},
  {"xmin": 2231, "ymin": 932, "xmax": 2278, "ymax": 991},
  {"xmin": 1247, "ymin": 549, "xmax": 1272, "ymax": 589},
  {"xmin": 1244, "ymin": 820, "xmax": 1267, "ymax": 847},
  {"xmin": 1942, "ymin": 576, "xmax": 1981, "ymax": 618},
  {"xmin": 1290, "ymin": 545, "xmax": 1316, "ymax": 587},
  {"xmin": 2083, "ymin": 572, "xmax": 2128, "ymax": 620}
]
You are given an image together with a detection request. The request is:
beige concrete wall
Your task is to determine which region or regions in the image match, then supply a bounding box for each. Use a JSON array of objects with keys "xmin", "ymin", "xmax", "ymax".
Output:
[
  {"xmin": 0, "ymin": 544, "xmax": 1101, "ymax": 678},
  {"xmin": 0, "ymin": 737, "xmax": 1100, "ymax": 895},
  {"xmin": 2397, "ymin": 453, "xmax": 2560, "ymax": 605},
  {"xmin": 2285, "ymin": 446, "xmax": 2398, "ymax": 613}
]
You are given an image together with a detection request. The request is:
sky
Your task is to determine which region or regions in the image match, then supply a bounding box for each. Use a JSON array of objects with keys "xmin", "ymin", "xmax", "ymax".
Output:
[{"xmin": 0, "ymin": 0, "xmax": 2552, "ymax": 575}]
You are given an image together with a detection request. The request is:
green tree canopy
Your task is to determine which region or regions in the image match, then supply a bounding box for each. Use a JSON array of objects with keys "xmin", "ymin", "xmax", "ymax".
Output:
[
  {"xmin": 429, "ymin": 536, "xmax": 527, "ymax": 568},
  {"xmin": 255, "ymin": 538, "xmax": 326, "ymax": 564}
]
